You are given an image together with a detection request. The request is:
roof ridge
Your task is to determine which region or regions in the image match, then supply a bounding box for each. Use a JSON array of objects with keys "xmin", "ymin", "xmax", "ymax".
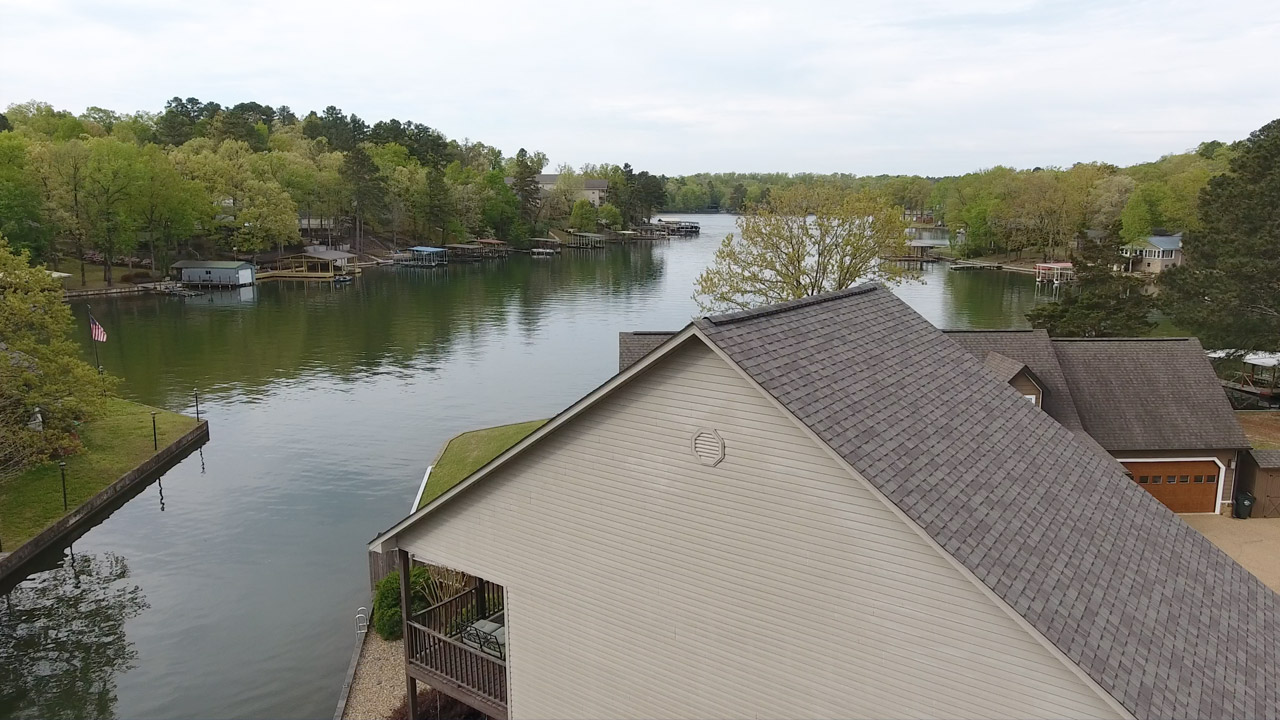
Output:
[
  {"xmin": 623, "ymin": 330, "xmax": 677, "ymax": 336},
  {"xmin": 1051, "ymin": 337, "xmax": 1194, "ymax": 342},
  {"xmin": 942, "ymin": 329, "xmax": 1035, "ymax": 334},
  {"xmin": 701, "ymin": 283, "xmax": 881, "ymax": 325}
]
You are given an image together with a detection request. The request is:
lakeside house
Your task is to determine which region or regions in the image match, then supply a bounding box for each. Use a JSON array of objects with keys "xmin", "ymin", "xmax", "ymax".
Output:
[
  {"xmin": 1121, "ymin": 232, "xmax": 1184, "ymax": 274},
  {"xmin": 170, "ymin": 259, "xmax": 256, "ymax": 287},
  {"xmin": 623, "ymin": 327, "xmax": 1249, "ymax": 516},
  {"xmin": 504, "ymin": 174, "xmax": 609, "ymax": 207},
  {"xmin": 371, "ymin": 285, "xmax": 1279, "ymax": 720}
]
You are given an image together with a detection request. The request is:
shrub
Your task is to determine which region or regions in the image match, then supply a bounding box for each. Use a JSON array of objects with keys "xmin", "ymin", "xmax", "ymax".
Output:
[
  {"xmin": 120, "ymin": 271, "xmax": 155, "ymax": 284},
  {"xmin": 371, "ymin": 565, "xmax": 433, "ymax": 641},
  {"xmin": 386, "ymin": 687, "xmax": 486, "ymax": 720}
]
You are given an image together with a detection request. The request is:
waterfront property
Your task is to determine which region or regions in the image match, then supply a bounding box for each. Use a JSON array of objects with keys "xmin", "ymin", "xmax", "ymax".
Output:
[
  {"xmin": 1211, "ymin": 350, "xmax": 1280, "ymax": 403},
  {"xmin": 1122, "ymin": 232, "xmax": 1183, "ymax": 274},
  {"xmin": 444, "ymin": 244, "xmax": 485, "ymax": 262},
  {"xmin": 372, "ymin": 284, "xmax": 1280, "ymax": 720},
  {"xmin": 473, "ymin": 239, "xmax": 510, "ymax": 258},
  {"xmin": 171, "ymin": 259, "xmax": 256, "ymax": 287},
  {"xmin": 622, "ymin": 328, "xmax": 1249, "ymax": 516}
]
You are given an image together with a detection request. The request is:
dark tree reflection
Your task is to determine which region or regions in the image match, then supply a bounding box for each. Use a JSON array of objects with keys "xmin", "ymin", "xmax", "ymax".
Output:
[{"xmin": 0, "ymin": 552, "xmax": 149, "ymax": 719}]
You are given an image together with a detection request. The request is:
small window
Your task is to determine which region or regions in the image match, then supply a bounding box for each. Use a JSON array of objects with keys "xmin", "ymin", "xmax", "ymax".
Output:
[
  {"xmin": 1194, "ymin": 475, "xmax": 1204, "ymax": 483},
  {"xmin": 1179, "ymin": 475, "xmax": 1190, "ymax": 483},
  {"xmin": 1023, "ymin": 394, "xmax": 1038, "ymax": 405},
  {"xmin": 1138, "ymin": 476, "xmax": 1149, "ymax": 484},
  {"xmin": 1151, "ymin": 476, "xmax": 1162, "ymax": 484},
  {"xmin": 1207, "ymin": 473, "xmax": 1217, "ymax": 483},
  {"xmin": 205, "ymin": 269, "xmax": 212, "ymax": 275}
]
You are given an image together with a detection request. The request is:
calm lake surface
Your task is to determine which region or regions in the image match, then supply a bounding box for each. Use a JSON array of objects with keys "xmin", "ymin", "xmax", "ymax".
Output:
[{"xmin": 1, "ymin": 214, "xmax": 1057, "ymax": 719}]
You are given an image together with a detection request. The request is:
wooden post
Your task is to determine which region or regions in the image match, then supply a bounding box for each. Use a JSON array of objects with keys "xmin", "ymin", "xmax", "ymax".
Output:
[
  {"xmin": 474, "ymin": 577, "xmax": 488, "ymax": 619},
  {"xmin": 399, "ymin": 548, "xmax": 419, "ymax": 720}
]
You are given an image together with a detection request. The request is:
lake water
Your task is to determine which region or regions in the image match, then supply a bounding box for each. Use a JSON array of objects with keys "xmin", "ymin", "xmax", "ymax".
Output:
[{"xmin": 0, "ymin": 214, "xmax": 1056, "ymax": 719}]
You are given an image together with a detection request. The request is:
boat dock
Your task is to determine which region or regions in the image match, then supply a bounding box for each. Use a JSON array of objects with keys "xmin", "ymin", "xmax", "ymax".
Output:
[
  {"xmin": 393, "ymin": 247, "xmax": 448, "ymax": 268},
  {"xmin": 950, "ymin": 261, "xmax": 1001, "ymax": 271}
]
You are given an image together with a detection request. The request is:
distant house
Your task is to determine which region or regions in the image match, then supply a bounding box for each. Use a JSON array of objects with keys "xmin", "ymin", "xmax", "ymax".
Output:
[
  {"xmin": 621, "ymin": 328, "xmax": 1249, "ymax": 515},
  {"xmin": 1121, "ymin": 232, "xmax": 1183, "ymax": 274},
  {"xmin": 374, "ymin": 285, "xmax": 1280, "ymax": 720},
  {"xmin": 506, "ymin": 174, "xmax": 609, "ymax": 207},
  {"xmin": 170, "ymin": 260, "xmax": 255, "ymax": 287}
]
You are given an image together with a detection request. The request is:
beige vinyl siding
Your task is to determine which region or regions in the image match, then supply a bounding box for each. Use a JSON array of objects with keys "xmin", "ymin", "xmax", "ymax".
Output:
[{"xmin": 400, "ymin": 339, "xmax": 1123, "ymax": 720}]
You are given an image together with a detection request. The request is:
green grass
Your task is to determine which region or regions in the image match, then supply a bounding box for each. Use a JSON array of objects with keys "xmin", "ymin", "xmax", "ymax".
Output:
[
  {"xmin": 419, "ymin": 419, "xmax": 547, "ymax": 509},
  {"xmin": 49, "ymin": 258, "xmax": 153, "ymax": 290},
  {"xmin": 0, "ymin": 397, "xmax": 199, "ymax": 549}
]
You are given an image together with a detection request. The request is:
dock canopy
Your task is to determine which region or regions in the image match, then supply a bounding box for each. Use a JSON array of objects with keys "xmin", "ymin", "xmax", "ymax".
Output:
[
  {"xmin": 407, "ymin": 246, "xmax": 445, "ymax": 254},
  {"xmin": 302, "ymin": 248, "xmax": 357, "ymax": 261},
  {"xmin": 474, "ymin": 238, "xmax": 507, "ymax": 246}
]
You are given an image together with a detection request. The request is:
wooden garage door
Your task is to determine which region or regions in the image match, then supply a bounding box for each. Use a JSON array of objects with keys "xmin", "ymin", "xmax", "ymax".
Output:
[{"xmin": 1122, "ymin": 460, "xmax": 1219, "ymax": 513}]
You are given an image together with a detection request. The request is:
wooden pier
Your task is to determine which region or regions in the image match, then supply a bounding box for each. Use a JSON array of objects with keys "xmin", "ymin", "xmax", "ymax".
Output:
[{"xmin": 950, "ymin": 261, "xmax": 1001, "ymax": 271}]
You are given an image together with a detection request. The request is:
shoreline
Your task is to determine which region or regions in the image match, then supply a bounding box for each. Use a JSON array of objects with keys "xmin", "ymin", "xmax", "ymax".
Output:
[{"xmin": 0, "ymin": 416, "xmax": 210, "ymax": 587}]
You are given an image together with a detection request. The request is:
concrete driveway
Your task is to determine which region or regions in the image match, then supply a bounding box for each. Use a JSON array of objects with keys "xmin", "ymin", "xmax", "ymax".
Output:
[{"xmin": 1183, "ymin": 514, "xmax": 1280, "ymax": 593}]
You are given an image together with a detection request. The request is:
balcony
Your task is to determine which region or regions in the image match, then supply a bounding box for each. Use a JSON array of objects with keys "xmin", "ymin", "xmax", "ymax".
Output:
[{"xmin": 405, "ymin": 578, "xmax": 508, "ymax": 719}]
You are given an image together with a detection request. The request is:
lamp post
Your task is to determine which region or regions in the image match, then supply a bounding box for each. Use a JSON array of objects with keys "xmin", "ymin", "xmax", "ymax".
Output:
[
  {"xmin": 58, "ymin": 461, "xmax": 68, "ymax": 512},
  {"xmin": 194, "ymin": 388, "xmax": 200, "ymax": 421},
  {"xmin": 151, "ymin": 411, "xmax": 158, "ymax": 451}
]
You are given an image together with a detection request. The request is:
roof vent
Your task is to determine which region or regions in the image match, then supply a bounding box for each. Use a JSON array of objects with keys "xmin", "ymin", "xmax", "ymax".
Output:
[{"xmin": 691, "ymin": 429, "xmax": 724, "ymax": 467}]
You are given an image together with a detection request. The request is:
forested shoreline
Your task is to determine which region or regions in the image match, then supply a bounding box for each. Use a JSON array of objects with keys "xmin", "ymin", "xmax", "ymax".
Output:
[{"xmin": 0, "ymin": 96, "xmax": 1243, "ymax": 286}]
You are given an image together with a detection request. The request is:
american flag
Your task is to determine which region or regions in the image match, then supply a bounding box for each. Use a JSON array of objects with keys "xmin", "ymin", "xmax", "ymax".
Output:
[{"xmin": 89, "ymin": 315, "xmax": 107, "ymax": 343}]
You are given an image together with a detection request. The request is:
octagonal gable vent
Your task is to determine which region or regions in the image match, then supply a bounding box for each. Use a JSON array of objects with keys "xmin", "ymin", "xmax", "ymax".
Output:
[{"xmin": 691, "ymin": 428, "xmax": 725, "ymax": 467}]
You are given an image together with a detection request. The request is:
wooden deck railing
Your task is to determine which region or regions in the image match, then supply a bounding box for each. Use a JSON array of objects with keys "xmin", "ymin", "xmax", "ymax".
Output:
[
  {"xmin": 406, "ymin": 620, "xmax": 507, "ymax": 711},
  {"xmin": 406, "ymin": 583, "xmax": 508, "ymax": 716}
]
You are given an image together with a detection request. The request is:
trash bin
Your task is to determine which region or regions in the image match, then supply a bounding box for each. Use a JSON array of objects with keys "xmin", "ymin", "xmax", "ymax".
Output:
[{"xmin": 1235, "ymin": 491, "xmax": 1256, "ymax": 519}]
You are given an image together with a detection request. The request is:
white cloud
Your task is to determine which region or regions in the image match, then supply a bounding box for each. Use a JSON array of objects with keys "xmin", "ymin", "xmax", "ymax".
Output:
[{"xmin": 1, "ymin": 0, "xmax": 1276, "ymax": 175}]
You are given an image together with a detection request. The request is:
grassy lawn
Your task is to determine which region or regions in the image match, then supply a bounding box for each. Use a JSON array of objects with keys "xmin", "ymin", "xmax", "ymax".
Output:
[
  {"xmin": 49, "ymin": 258, "xmax": 151, "ymax": 290},
  {"xmin": 0, "ymin": 397, "xmax": 198, "ymax": 549},
  {"xmin": 1237, "ymin": 411, "xmax": 1280, "ymax": 450},
  {"xmin": 419, "ymin": 419, "xmax": 547, "ymax": 509}
]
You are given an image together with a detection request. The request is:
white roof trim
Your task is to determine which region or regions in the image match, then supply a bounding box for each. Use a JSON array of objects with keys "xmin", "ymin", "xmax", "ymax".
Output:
[{"xmin": 368, "ymin": 325, "xmax": 701, "ymax": 551}]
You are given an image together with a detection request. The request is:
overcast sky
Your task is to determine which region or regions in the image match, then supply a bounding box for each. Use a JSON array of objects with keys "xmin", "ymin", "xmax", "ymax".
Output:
[{"xmin": 2, "ymin": 0, "xmax": 1276, "ymax": 176}]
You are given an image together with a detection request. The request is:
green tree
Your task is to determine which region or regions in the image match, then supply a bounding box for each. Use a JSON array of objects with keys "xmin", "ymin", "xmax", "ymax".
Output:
[
  {"xmin": 0, "ymin": 234, "xmax": 113, "ymax": 469},
  {"xmin": 340, "ymin": 146, "xmax": 385, "ymax": 254},
  {"xmin": 598, "ymin": 203, "xmax": 623, "ymax": 230},
  {"xmin": 1026, "ymin": 233, "xmax": 1153, "ymax": 337},
  {"xmin": 133, "ymin": 145, "xmax": 205, "ymax": 272},
  {"xmin": 0, "ymin": 132, "xmax": 48, "ymax": 258},
  {"xmin": 30, "ymin": 139, "xmax": 92, "ymax": 286},
  {"xmin": 479, "ymin": 170, "xmax": 519, "ymax": 241},
  {"xmin": 508, "ymin": 148, "xmax": 542, "ymax": 225},
  {"xmin": 568, "ymin": 198, "xmax": 597, "ymax": 232},
  {"xmin": 81, "ymin": 138, "xmax": 142, "ymax": 284},
  {"xmin": 1161, "ymin": 118, "xmax": 1280, "ymax": 350},
  {"xmin": 694, "ymin": 185, "xmax": 911, "ymax": 312}
]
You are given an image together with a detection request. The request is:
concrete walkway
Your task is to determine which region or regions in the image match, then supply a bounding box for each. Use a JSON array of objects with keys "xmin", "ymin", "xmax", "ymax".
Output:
[
  {"xmin": 1184, "ymin": 514, "xmax": 1280, "ymax": 592},
  {"xmin": 342, "ymin": 634, "xmax": 405, "ymax": 720}
]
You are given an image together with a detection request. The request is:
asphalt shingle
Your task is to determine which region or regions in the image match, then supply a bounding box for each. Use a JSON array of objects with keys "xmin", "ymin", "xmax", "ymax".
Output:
[{"xmin": 696, "ymin": 284, "xmax": 1280, "ymax": 720}]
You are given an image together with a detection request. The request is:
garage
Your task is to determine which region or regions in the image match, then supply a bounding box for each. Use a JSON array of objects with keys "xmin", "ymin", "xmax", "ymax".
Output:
[{"xmin": 1122, "ymin": 460, "xmax": 1220, "ymax": 513}]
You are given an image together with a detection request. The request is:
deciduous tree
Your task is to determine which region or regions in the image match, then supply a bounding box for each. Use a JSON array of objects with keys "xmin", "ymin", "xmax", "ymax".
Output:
[
  {"xmin": 1026, "ymin": 233, "xmax": 1153, "ymax": 337},
  {"xmin": 694, "ymin": 185, "xmax": 910, "ymax": 312}
]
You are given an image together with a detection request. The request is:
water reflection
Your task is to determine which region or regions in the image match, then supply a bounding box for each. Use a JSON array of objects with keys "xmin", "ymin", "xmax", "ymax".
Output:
[{"xmin": 0, "ymin": 551, "xmax": 149, "ymax": 720}]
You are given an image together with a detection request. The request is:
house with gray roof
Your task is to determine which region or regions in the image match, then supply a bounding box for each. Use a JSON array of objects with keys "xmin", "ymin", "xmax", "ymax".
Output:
[
  {"xmin": 622, "ymin": 325, "xmax": 1249, "ymax": 515},
  {"xmin": 1121, "ymin": 232, "xmax": 1183, "ymax": 274},
  {"xmin": 373, "ymin": 285, "xmax": 1277, "ymax": 720}
]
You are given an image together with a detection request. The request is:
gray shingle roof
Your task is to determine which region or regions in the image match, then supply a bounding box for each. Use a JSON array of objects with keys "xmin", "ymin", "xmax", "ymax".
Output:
[
  {"xmin": 1251, "ymin": 449, "xmax": 1280, "ymax": 469},
  {"xmin": 982, "ymin": 350, "xmax": 1029, "ymax": 383},
  {"xmin": 619, "ymin": 332, "xmax": 675, "ymax": 372},
  {"xmin": 1052, "ymin": 338, "xmax": 1249, "ymax": 451},
  {"xmin": 944, "ymin": 330, "xmax": 1086, "ymax": 431},
  {"xmin": 695, "ymin": 284, "xmax": 1280, "ymax": 720}
]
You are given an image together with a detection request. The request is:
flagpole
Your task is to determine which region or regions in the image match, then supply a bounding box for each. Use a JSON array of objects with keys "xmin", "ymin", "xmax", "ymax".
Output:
[{"xmin": 87, "ymin": 306, "xmax": 101, "ymax": 374}]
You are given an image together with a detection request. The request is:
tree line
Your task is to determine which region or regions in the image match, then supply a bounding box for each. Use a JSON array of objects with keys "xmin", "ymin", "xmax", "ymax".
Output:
[{"xmin": 0, "ymin": 98, "xmax": 671, "ymax": 286}]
